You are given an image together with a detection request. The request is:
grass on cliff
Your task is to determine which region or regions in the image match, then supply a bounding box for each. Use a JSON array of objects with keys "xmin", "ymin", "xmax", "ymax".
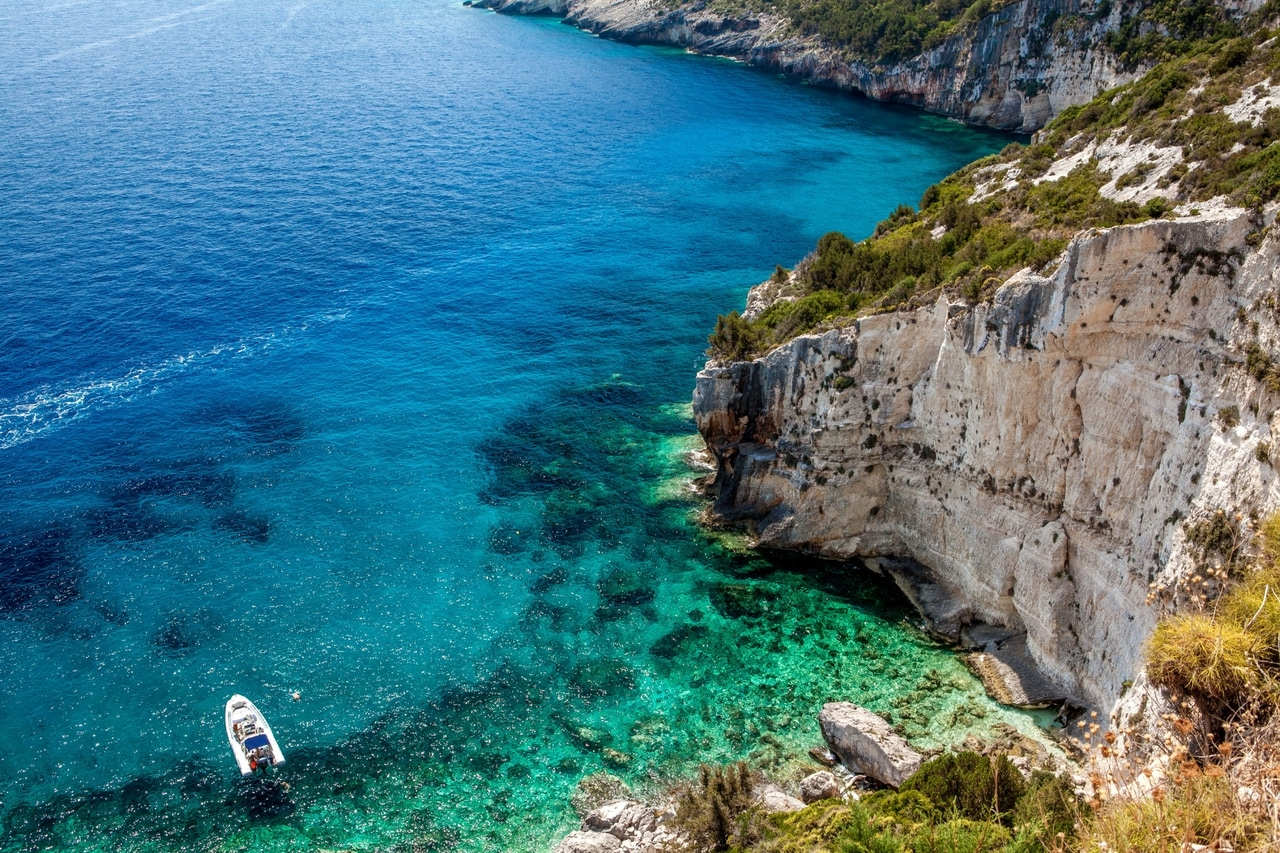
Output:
[{"xmin": 707, "ymin": 12, "xmax": 1280, "ymax": 363}]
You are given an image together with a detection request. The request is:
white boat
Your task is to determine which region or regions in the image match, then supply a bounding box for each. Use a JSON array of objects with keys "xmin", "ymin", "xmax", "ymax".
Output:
[{"xmin": 225, "ymin": 694, "xmax": 285, "ymax": 776}]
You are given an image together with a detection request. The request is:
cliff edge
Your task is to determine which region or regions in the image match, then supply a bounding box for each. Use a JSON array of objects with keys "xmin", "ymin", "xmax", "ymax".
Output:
[
  {"xmin": 472, "ymin": 0, "xmax": 1151, "ymax": 131},
  {"xmin": 693, "ymin": 23, "xmax": 1280, "ymax": 711}
]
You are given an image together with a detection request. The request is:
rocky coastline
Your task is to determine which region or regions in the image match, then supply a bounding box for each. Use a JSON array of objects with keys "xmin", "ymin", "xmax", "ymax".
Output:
[
  {"xmin": 470, "ymin": 0, "xmax": 1142, "ymax": 132},
  {"xmin": 692, "ymin": 203, "xmax": 1280, "ymax": 712}
]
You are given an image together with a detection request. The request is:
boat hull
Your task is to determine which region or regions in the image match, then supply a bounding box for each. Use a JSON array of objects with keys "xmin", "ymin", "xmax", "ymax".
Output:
[{"xmin": 225, "ymin": 694, "xmax": 285, "ymax": 776}]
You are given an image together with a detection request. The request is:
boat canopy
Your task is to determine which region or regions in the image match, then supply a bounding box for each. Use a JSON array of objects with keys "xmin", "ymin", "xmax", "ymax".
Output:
[{"xmin": 244, "ymin": 734, "xmax": 270, "ymax": 750}]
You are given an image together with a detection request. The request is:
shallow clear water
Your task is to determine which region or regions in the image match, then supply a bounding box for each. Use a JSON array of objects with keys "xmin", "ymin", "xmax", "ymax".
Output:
[{"xmin": 1, "ymin": 1, "xmax": 1022, "ymax": 849}]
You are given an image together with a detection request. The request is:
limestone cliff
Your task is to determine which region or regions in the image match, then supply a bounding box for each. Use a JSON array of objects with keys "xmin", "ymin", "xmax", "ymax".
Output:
[
  {"xmin": 693, "ymin": 205, "xmax": 1280, "ymax": 710},
  {"xmin": 472, "ymin": 0, "xmax": 1146, "ymax": 131}
]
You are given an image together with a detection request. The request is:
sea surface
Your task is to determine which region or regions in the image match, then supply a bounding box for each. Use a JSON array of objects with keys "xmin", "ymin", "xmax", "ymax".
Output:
[{"xmin": 0, "ymin": 1, "xmax": 1022, "ymax": 849}]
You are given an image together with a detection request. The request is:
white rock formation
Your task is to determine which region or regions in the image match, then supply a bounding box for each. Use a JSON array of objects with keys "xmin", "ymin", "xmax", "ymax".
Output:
[
  {"xmin": 694, "ymin": 205, "xmax": 1280, "ymax": 711},
  {"xmin": 818, "ymin": 702, "xmax": 925, "ymax": 787},
  {"xmin": 798, "ymin": 770, "xmax": 842, "ymax": 803}
]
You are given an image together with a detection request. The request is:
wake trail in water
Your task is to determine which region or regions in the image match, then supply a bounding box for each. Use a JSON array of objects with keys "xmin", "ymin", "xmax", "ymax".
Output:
[
  {"xmin": 36, "ymin": 0, "xmax": 232, "ymax": 64},
  {"xmin": 0, "ymin": 310, "xmax": 349, "ymax": 450}
]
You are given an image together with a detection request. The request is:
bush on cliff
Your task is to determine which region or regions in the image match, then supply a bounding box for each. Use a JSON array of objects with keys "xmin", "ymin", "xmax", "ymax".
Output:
[
  {"xmin": 899, "ymin": 752, "xmax": 1026, "ymax": 825},
  {"xmin": 734, "ymin": 757, "xmax": 1079, "ymax": 853},
  {"xmin": 1147, "ymin": 514, "xmax": 1280, "ymax": 718},
  {"xmin": 673, "ymin": 761, "xmax": 759, "ymax": 850},
  {"xmin": 707, "ymin": 311, "xmax": 763, "ymax": 362}
]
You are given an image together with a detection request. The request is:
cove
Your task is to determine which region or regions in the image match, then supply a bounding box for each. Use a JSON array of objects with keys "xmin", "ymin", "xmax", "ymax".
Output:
[{"xmin": 1, "ymin": 0, "xmax": 1018, "ymax": 849}]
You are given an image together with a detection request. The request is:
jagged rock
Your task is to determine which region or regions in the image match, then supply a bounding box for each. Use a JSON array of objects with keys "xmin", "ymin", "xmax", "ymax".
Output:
[
  {"xmin": 818, "ymin": 702, "xmax": 923, "ymax": 788},
  {"xmin": 799, "ymin": 771, "xmax": 841, "ymax": 803},
  {"xmin": 584, "ymin": 800, "xmax": 659, "ymax": 840},
  {"xmin": 553, "ymin": 830, "xmax": 622, "ymax": 853},
  {"xmin": 753, "ymin": 782, "xmax": 804, "ymax": 813}
]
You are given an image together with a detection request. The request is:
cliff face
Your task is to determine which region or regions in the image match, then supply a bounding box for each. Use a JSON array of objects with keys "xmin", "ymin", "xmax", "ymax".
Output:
[
  {"xmin": 472, "ymin": 0, "xmax": 1137, "ymax": 132},
  {"xmin": 694, "ymin": 208, "xmax": 1280, "ymax": 710}
]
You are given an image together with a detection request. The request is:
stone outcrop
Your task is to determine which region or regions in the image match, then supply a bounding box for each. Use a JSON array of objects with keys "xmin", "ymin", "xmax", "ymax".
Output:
[
  {"xmin": 799, "ymin": 770, "xmax": 842, "ymax": 803},
  {"xmin": 818, "ymin": 702, "xmax": 924, "ymax": 787},
  {"xmin": 471, "ymin": 0, "xmax": 1146, "ymax": 132},
  {"xmin": 694, "ymin": 205, "xmax": 1280, "ymax": 711},
  {"xmin": 753, "ymin": 782, "xmax": 805, "ymax": 813},
  {"xmin": 559, "ymin": 799, "xmax": 685, "ymax": 853}
]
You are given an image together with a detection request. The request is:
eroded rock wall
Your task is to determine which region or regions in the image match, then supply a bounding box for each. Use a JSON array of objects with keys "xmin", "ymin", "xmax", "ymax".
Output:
[{"xmin": 694, "ymin": 210, "xmax": 1280, "ymax": 709}]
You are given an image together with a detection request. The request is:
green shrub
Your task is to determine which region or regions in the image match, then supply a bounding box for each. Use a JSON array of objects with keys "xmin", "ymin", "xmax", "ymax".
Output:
[
  {"xmin": 707, "ymin": 311, "xmax": 762, "ymax": 362},
  {"xmin": 673, "ymin": 762, "xmax": 758, "ymax": 851},
  {"xmin": 900, "ymin": 752, "xmax": 1026, "ymax": 825},
  {"xmin": 906, "ymin": 816, "xmax": 1012, "ymax": 853},
  {"xmin": 1147, "ymin": 613, "xmax": 1261, "ymax": 710},
  {"xmin": 1010, "ymin": 771, "xmax": 1079, "ymax": 845}
]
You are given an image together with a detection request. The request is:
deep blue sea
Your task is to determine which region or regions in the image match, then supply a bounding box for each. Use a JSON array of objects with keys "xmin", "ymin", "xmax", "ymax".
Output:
[{"xmin": 0, "ymin": 1, "xmax": 1023, "ymax": 849}]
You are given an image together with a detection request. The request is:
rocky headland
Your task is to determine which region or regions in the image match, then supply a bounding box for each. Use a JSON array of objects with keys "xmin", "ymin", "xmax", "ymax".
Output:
[
  {"xmin": 473, "ymin": 0, "xmax": 1153, "ymax": 131},
  {"xmin": 545, "ymin": 2, "xmax": 1280, "ymax": 849},
  {"xmin": 692, "ymin": 6, "xmax": 1280, "ymax": 725}
]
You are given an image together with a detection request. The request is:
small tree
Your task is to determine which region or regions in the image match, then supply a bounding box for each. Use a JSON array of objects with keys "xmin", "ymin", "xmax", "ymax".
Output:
[
  {"xmin": 674, "ymin": 762, "xmax": 757, "ymax": 851},
  {"xmin": 707, "ymin": 312, "xmax": 760, "ymax": 362}
]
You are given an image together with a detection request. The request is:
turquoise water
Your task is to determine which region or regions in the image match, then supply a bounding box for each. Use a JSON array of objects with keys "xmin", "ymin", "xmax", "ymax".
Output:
[{"xmin": 0, "ymin": 1, "xmax": 1023, "ymax": 849}]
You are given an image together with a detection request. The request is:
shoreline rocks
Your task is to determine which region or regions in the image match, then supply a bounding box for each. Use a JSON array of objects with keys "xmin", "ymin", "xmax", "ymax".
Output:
[{"xmin": 818, "ymin": 702, "xmax": 924, "ymax": 788}]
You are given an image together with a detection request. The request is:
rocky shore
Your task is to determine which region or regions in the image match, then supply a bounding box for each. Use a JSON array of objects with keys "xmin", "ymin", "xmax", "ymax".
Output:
[
  {"xmin": 470, "ymin": 0, "xmax": 1140, "ymax": 132},
  {"xmin": 551, "ymin": 702, "xmax": 1065, "ymax": 852}
]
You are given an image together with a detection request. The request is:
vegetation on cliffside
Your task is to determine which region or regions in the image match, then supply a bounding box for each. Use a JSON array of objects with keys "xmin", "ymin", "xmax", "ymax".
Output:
[
  {"xmin": 670, "ymin": 754, "xmax": 1077, "ymax": 853},
  {"xmin": 708, "ymin": 5, "xmax": 1280, "ymax": 363}
]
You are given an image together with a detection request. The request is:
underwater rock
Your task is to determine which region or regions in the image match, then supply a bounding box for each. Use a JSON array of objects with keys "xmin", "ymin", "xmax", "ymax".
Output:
[
  {"xmin": 556, "ymin": 715, "xmax": 613, "ymax": 751},
  {"xmin": 707, "ymin": 582, "xmax": 779, "ymax": 619},
  {"xmin": 568, "ymin": 659, "xmax": 637, "ymax": 700},
  {"xmin": 799, "ymin": 771, "xmax": 841, "ymax": 803},
  {"xmin": 596, "ymin": 568, "xmax": 655, "ymax": 607},
  {"xmin": 600, "ymin": 748, "xmax": 632, "ymax": 769},
  {"xmin": 214, "ymin": 510, "xmax": 269, "ymax": 544},
  {"xmin": 571, "ymin": 773, "xmax": 632, "ymax": 817},
  {"xmin": 553, "ymin": 831, "xmax": 622, "ymax": 853},
  {"xmin": 808, "ymin": 746, "xmax": 838, "ymax": 767},
  {"xmin": 530, "ymin": 566, "xmax": 568, "ymax": 593},
  {"xmin": 648, "ymin": 623, "xmax": 708, "ymax": 660},
  {"xmin": 0, "ymin": 523, "xmax": 83, "ymax": 614},
  {"xmin": 818, "ymin": 702, "xmax": 922, "ymax": 788}
]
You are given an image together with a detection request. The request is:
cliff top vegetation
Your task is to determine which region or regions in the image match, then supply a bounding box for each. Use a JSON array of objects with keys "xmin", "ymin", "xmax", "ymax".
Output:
[
  {"xmin": 678, "ymin": 0, "xmax": 1242, "ymax": 67},
  {"xmin": 708, "ymin": 3, "xmax": 1280, "ymax": 363}
]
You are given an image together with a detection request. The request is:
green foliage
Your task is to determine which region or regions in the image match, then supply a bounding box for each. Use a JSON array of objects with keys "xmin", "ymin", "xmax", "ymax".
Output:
[
  {"xmin": 743, "ymin": 761, "xmax": 1080, "ymax": 853},
  {"xmin": 775, "ymin": 0, "xmax": 1013, "ymax": 64},
  {"xmin": 1010, "ymin": 771, "xmax": 1078, "ymax": 845},
  {"xmin": 707, "ymin": 311, "xmax": 763, "ymax": 362},
  {"xmin": 905, "ymin": 817, "xmax": 1012, "ymax": 852},
  {"xmin": 900, "ymin": 752, "xmax": 1026, "ymax": 825},
  {"xmin": 673, "ymin": 762, "xmax": 758, "ymax": 851},
  {"xmin": 1184, "ymin": 509, "xmax": 1244, "ymax": 565},
  {"xmin": 1103, "ymin": 0, "xmax": 1241, "ymax": 67}
]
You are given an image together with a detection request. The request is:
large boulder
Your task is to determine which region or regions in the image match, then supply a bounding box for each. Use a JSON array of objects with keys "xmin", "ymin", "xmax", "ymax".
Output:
[
  {"xmin": 799, "ymin": 771, "xmax": 842, "ymax": 803},
  {"xmin": 552, "ymin": 830, "xmax": 622, "ymax": 853},
  {"xmin": 583, "ymin": 800, "xmax": 659, "ymax": 840},
  {"xmin": 818, "ymin": 702, "xmax": 923, "ymax": 788}
]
